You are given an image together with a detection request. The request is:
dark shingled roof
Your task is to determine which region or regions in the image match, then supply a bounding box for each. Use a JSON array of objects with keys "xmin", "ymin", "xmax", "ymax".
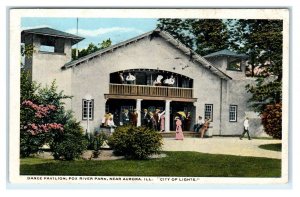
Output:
[
  {"xmin": 204, "ymin": 49, "xmax": 248, "ymax": 59},
  {"xmin": 21, "ymin": 27, "xmax": 84, "ymax": 45},
  {"xmin": 62, "ymin": 29, "xmax": 232, "ymax": 80}
]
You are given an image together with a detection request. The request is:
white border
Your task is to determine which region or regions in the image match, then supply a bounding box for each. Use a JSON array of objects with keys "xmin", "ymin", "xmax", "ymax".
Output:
[{"xmin": 8, "ymin": 8, "xmax": 289, "ymax": 186}]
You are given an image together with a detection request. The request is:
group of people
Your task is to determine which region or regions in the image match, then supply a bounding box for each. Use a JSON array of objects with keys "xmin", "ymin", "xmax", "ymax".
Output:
[
  {"xmin": 119, "ymin": 72, "xmax": 136, "ymax": 84},
  {"xmin": 102, "ymin": 110, "xmax": 252, "ymax": 140},
  {"xmin": 153, "ymin": 74, "xmax": 175, "ymax": 86},
  {"xmin": 141, "ymin": 108, "xmax": 166, "ymax": 132},
  {"xmin": 108, "ymin": 108, "xmax": 165, "ymax": 132},
  {"xmin": 193, "ymin": 116, "xmax": 211, "ymax": 138},
  {"xmin": 118, "ymin": 72, "xmax": 176, "ymax": 87},
  {"xmin": 101, "ymin": 113, "xmax": 117, "ymax": 128}
]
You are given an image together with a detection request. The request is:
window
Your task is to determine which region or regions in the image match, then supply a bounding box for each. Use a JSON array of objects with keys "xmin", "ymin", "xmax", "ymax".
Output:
[
  {"xmin": 229, "ymin": 105, "xmax": 238, "ymax": 122},
  {"xmin": 82, "ymin": 99, "xmax": 94, "ymax": 120},
  {"xmin": 227, "ymin": 60, "xmax": 242, "ymax": 71},
  {"xmin": 39, "ymin": 36, "xmax": 65, "ymax": 54},
  {"xmin": 204, "ymin": 104, "xmax": 213, "ymax": 121},
  {"xmin": 40, "ymin": 45, "xmax": 55, "ymax": 52}
]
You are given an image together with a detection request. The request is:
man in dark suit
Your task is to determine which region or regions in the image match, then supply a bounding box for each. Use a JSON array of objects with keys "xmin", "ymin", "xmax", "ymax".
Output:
[
  {"xmin": 153, "ymin": 109, "xmax": 160, "ymax": 131},
  {"xmin": 142, "ymin": 109, "xmax": 150, "ymax": 127},
  {"xmin": 120, "ymin": 109, "xmax": 130, "ymax": 126}
]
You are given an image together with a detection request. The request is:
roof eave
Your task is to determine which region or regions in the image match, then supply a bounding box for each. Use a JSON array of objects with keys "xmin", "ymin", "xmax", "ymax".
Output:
[
  {"xmin": 62, "ymin": 29, "xmax": 232, "ymax": 80},
  {"xmin": 21, "ymin": 30, "xmax": 84, "ymax": 45}
]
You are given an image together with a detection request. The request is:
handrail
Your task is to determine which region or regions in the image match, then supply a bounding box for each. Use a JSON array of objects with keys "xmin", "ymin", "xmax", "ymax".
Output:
[{"xmin": 109, "ymin": 83, "xmax": 193, "ymax": 98}]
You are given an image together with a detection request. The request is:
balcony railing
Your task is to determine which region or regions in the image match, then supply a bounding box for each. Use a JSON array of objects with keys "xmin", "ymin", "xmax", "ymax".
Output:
[{"xmin": 109, "ymin": 83, "xmax": 193, "ymax": 98}]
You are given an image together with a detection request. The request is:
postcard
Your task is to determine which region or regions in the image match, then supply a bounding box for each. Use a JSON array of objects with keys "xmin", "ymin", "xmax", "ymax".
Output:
[{"xmin": 9, "ymin": 8, "xmax": 289, "ymax": 185}]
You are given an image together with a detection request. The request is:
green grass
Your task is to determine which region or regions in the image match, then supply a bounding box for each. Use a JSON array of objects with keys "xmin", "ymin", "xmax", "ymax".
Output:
[
  {"xmin": 20, "ymin": 151, "xmax": 281, "ymax": 177},
  {"xmin": 259, "ymin": 143, "xmax": 282, "ymax": 152}
]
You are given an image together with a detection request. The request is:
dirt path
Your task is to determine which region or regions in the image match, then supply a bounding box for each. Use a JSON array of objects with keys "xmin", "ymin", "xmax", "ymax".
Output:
[{"xmin": 162, "ymin": 137, "xmax": 282, "ymax": 159}]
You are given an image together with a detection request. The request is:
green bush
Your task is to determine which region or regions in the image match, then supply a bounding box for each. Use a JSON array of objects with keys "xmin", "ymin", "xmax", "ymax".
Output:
[
  {"xmin": 20, "ymin": 132, "xmax": 50, "ymax": 158},
  {"xmin": 51, "ymin": 133, "xmax": 87, "ymax": 160},
  {"xmin": 261, "ymin": 103, "xmax": 282, "ymax": 139},
  {"xmin": 50, "ymin": 118, "xmax": 87, "ymax": 160},
  {"xmin": 86, "ymin": 131, "xmax": 108, "ymax": 151},
  {"xmin": 107, "ymin": 125, "xmax": 163, "ymax": 160}
]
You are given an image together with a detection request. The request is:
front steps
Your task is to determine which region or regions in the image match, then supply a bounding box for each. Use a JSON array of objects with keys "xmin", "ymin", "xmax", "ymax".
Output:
[{"xmin": 159, "ymin": 131, "xmax": 203, "ymax": 138}]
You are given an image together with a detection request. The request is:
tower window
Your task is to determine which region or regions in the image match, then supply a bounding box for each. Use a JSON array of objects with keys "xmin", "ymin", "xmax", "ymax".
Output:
[
  {"xmin": 40, "ymin": 45, "xmax": 55, "ymax": 52},
  {"xmin": 227, "ymin": 60, "xmax": 242, "ymax": 71},
  {"xmin": 39, "ymin": 36, "xmax": 65, "ymax": 54}
]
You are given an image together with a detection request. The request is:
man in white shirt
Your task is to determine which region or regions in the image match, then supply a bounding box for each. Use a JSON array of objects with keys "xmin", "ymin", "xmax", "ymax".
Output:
[
  {"xmin": 240, "ymin": 117, "xmax": 251, "ymax": 140},
  {"xmin": 126, "ymin": 72, "xmax": 136, "ymax": 84},
  {"xmin": 193, "ymin": 116, "xmax": 204, "ymax": 133}
]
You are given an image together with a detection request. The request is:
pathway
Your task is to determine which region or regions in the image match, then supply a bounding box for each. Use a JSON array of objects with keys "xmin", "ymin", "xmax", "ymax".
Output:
[{"xmin": 162, "ymin": 137, "xmax": 282, "ymax": 159}]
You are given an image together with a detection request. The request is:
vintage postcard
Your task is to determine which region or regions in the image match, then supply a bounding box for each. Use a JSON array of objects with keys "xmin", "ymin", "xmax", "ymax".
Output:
[{"xmin": 9, "ymin": 8, "xmax": 289, "ymax": 185}]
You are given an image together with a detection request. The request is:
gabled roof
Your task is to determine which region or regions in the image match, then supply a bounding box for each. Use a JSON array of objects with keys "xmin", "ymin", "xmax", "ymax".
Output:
[
  {"xmin": 204, "ymin": 49, "xmax": 248, "ymax": 59},
  {"xmin": 63, "ymin": 29, "xmax": 232, "ymax": 80},
  {"xmin": 21, "ymin": 27, "xmax": 84, "ymax": 45}
]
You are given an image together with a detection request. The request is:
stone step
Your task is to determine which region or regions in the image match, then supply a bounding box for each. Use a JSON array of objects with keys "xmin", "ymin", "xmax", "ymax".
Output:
[{"xmin": 159, "ymin": 131, "xmax": 201, "ymax": 138}]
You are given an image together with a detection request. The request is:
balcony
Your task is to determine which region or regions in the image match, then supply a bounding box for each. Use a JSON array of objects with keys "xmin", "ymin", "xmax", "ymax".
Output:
[{"xmin": 105, "ymin": 83, "xmax": 197, "ymax": 102}]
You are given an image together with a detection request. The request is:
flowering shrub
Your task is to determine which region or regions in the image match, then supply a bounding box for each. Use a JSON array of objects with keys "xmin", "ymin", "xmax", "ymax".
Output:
[
  {"xmin": 20, "ymin": 71, "xmax": 86, "ymax": 159},
  {"xmin": 261, "ymin": 103, "xmax": 282, "ymax": 139},
  {"xmin": 20, "ymin": 100, "xmax": 64, "ymax": 157}
]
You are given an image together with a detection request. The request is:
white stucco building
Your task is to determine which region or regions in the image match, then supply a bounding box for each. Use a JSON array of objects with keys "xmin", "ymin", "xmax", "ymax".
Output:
[{"xmin": 21, "ymin": 27, "xmax": 265, "ymax": 137}]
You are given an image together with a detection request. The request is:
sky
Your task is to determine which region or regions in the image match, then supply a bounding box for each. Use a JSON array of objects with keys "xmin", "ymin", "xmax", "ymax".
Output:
[{"xmin": 21, "ymin": 18, "xmax": 158, "ymax": 49}]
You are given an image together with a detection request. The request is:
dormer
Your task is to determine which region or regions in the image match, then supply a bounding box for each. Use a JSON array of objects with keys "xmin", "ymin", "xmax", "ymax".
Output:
[{"xmin": 204, "ymin": 49, "xmax": 248, "ymax": 76}]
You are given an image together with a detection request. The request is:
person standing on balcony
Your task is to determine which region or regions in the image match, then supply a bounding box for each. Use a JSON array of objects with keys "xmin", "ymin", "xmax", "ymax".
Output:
[
  {"xmin": 153, "ymin": 75, "xmax": 163, "ymax": 86},
  {"xmin": 119, "ymin": 72, "xmax": 125, "ymax": 84},
  {"xmin": 175, "ymin": 116, "xmax": 184, "ymax": 140},
  {"xmin": 126, "ymin": 72, "xmax": 136, "ymax": 84},
  {"xmin": 163, "ymin": 75, "xmax": 175, "ymax": 86}
]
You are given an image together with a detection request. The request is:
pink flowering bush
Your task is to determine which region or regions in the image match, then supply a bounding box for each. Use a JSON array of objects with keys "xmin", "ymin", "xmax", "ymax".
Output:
[
  {"xmin": 20, "ymin": 71, "xmax": 86, "ymax": 159},
  {"xmin": 20, "ymin": 99, "xmax": 64, "ymax": 157}
]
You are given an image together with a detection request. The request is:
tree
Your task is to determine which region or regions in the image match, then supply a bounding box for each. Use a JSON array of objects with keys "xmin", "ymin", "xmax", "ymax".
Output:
[
  {"xmin": 228, "ymin": 19, "xmax": 283, "ymax": 79},
  {"xmin": 261, "ymin": 103, "xmax": 282, "ymax": 139},
  {"xmin": 20, "ymin": 72, "xmax": 65, "ymax": 157},
  {"xmin": 157, "ymin": 19, "xmax": 229, "ymax": 56},
  {"xmin": 20, "ymin": 70, "xmax": 87, "ymax": 159},
  {"xmin": 228, "ymin": 19, "xmax": 283, "ymax": 112},
  {"xmin": 228, "ymin": 19, "xmax": 283, "ymax": 139},
  {"xmin": 72, "ymin": 38, "xmax": 112, "ymax": 60}
]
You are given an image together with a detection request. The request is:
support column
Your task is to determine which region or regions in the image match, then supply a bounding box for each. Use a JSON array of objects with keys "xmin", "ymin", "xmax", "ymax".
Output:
[
  {"xmin": 165, "ymin": 100, "xmax": 172, "ymax": 132},
  {"xmin": 136, "ymin": 99, "xmax": 143, "ymax": 127}
]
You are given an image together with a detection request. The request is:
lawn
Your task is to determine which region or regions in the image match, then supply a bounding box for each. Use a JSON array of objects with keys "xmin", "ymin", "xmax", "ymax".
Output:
[
  {"xmin": 259, "ymin": 143, "xmax": 282, "ymax": 152},
  {"xmin": 20, "ymin": 151, "xmax": 281, "ymax": 177}
]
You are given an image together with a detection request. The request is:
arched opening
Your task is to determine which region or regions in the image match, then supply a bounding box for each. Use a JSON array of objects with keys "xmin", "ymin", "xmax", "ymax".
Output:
[{"xmin": 110, "ymin": 69, "xmax": 193, "ymax": 88}]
